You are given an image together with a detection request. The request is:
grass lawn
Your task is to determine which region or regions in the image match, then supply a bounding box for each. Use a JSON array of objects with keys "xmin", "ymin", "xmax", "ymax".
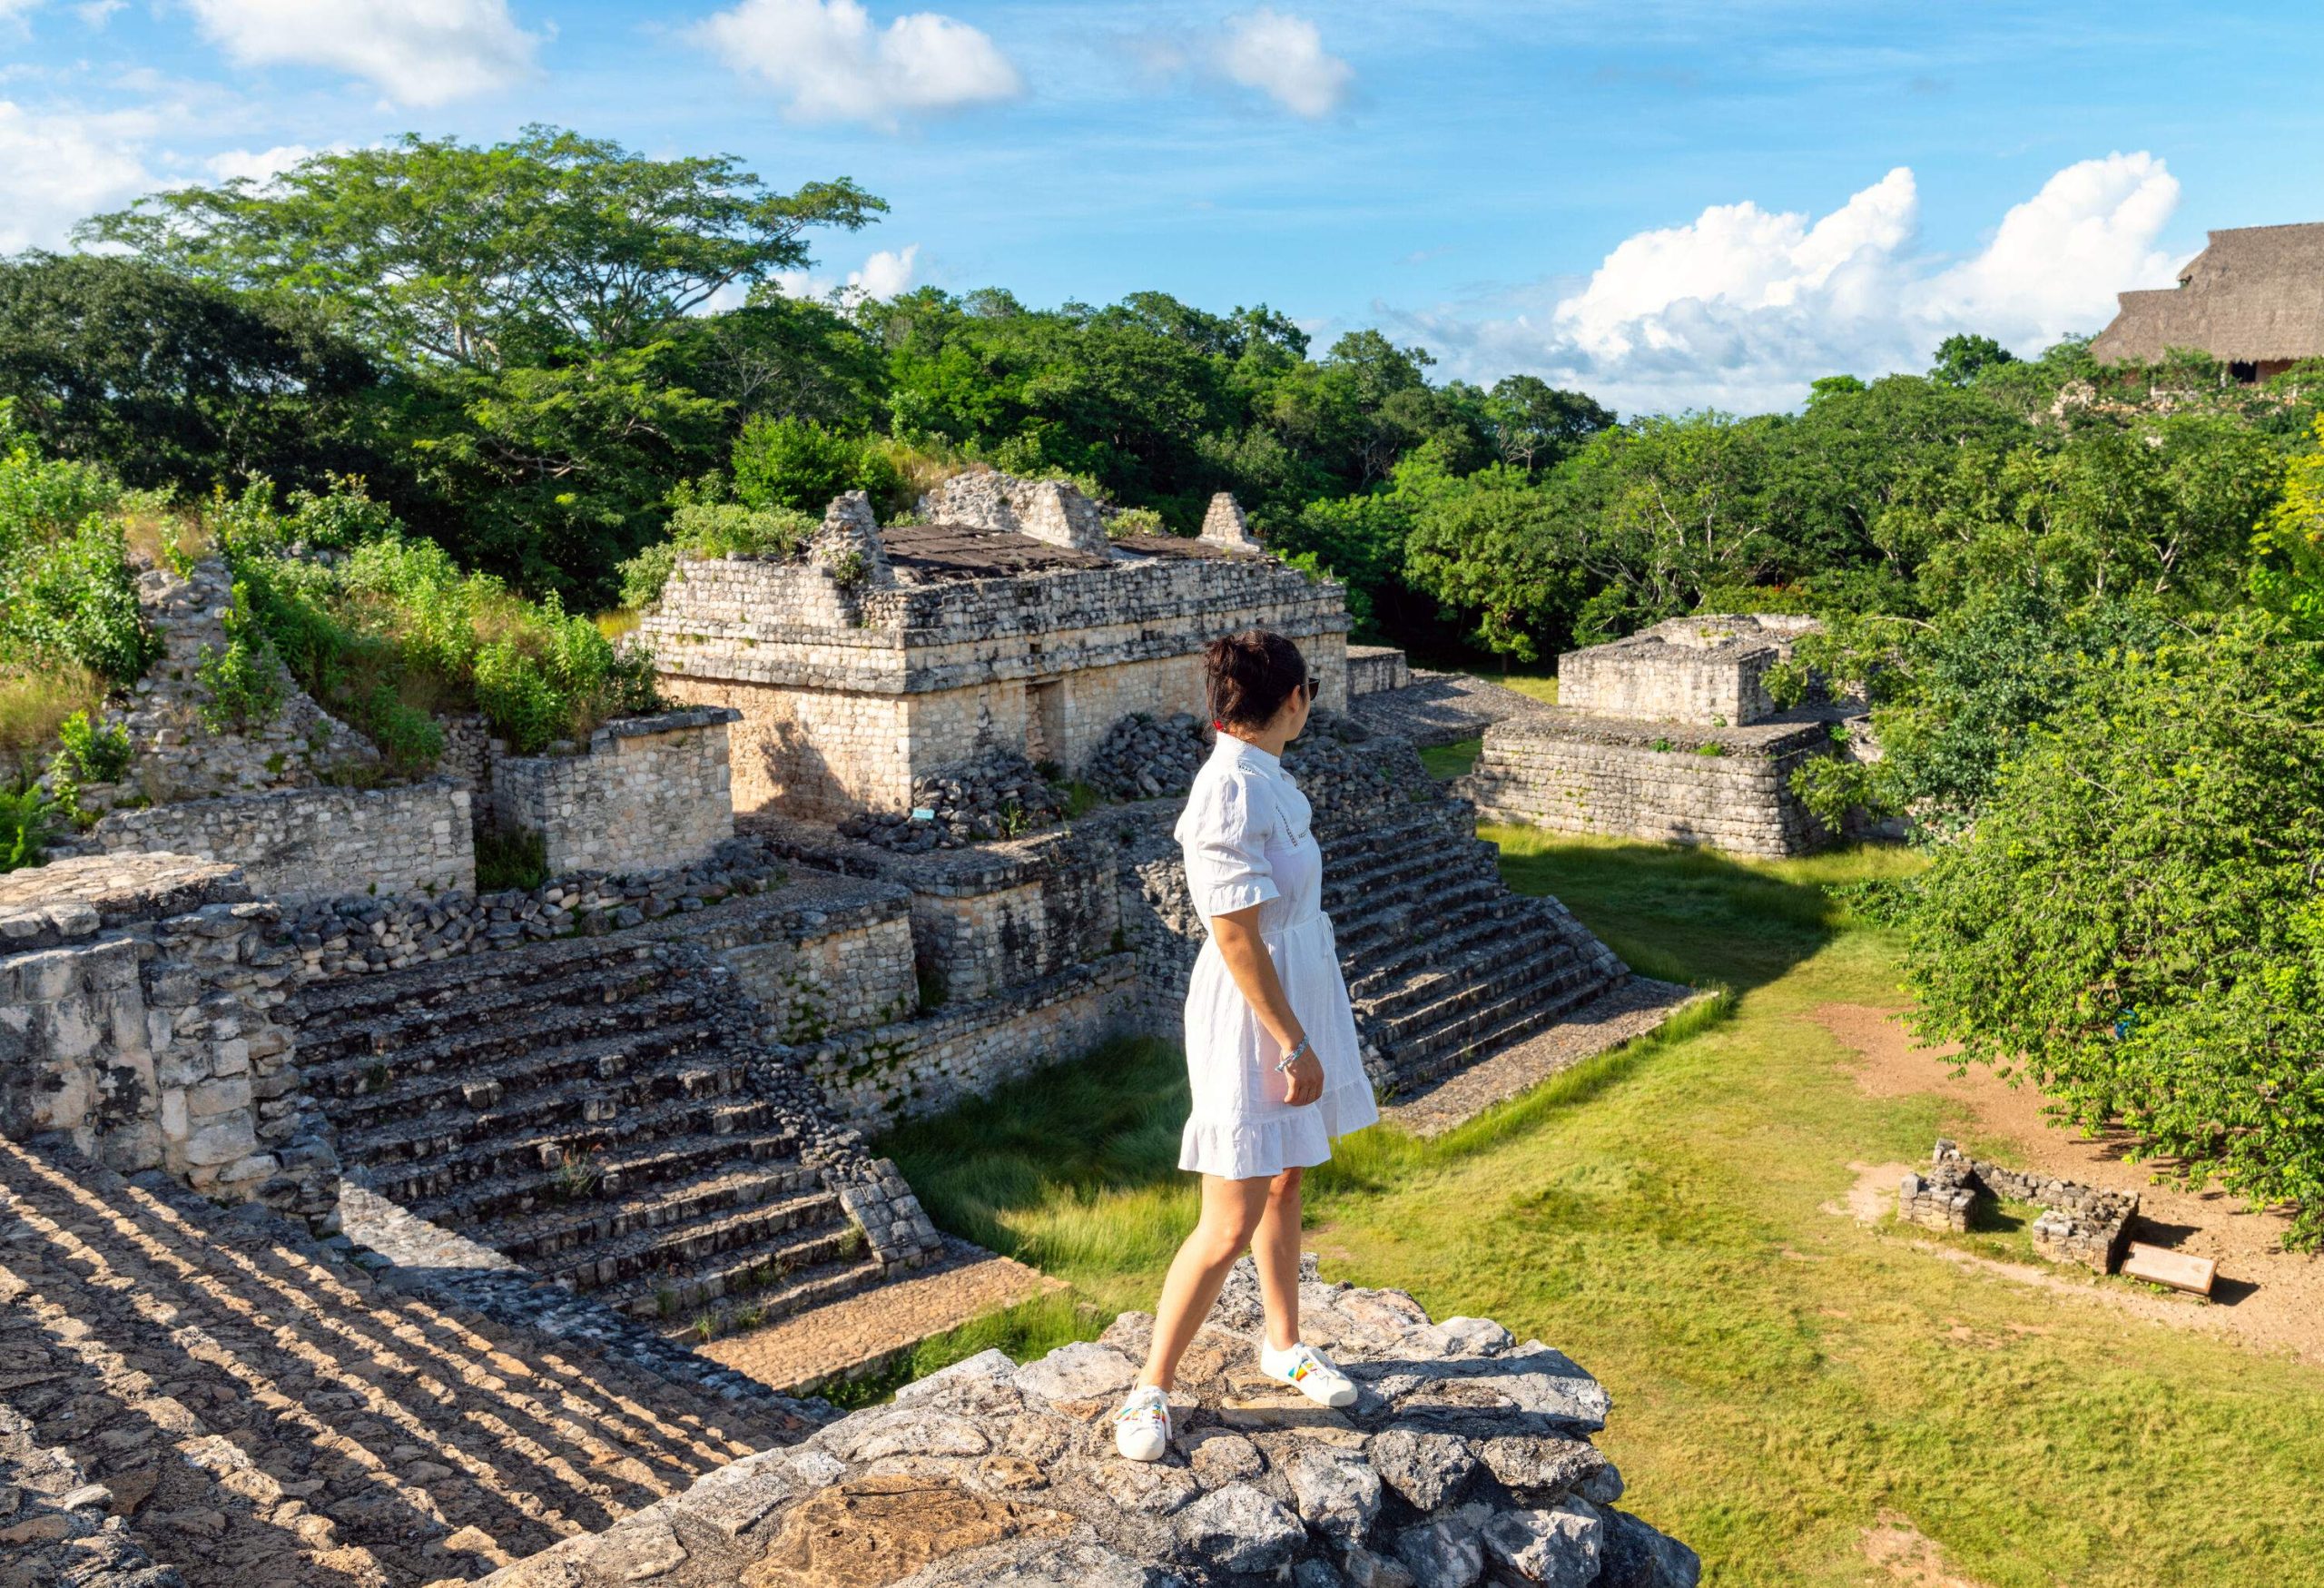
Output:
[{"xmin": 877, "ymin": 831, "xmax": 2324, "ymax": 1587}]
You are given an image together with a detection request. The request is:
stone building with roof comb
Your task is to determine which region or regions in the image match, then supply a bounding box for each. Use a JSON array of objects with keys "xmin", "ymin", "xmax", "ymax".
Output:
[
  {"xmin": 640, "ymin": 473, "xmax": 1346, "ymax": 819},
  {"xmin": 2090, "ymin": 221, "xmax": 2324, "ymax": 382}
]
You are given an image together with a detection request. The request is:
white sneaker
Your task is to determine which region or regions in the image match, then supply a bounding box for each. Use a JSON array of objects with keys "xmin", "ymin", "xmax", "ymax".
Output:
[
  {"xmin": 1113, "ymin": 1384, "xmax": 1172, "ymax": 1462},
  {"xmin": 1259, "ymin": 1340, "xmax": 1357, "ymax": 1409}
]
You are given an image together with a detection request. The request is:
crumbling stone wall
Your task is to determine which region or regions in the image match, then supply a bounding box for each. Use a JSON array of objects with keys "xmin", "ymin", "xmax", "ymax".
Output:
[
  {"xmin": 490, "ymin": 707, "xmax": 738, "ymax": 875},
  {"xmin": 86, "ymin": 778, "xmax": 475, "ymax": 903},
  {"xmin": 666, "ymin": 880, "xmax": 921, "ymax": 1041},
  {"xmin": 1557, "ymin": 614, "xmax": 1818, "ymax": 727},
  {"xmin": 1348, "ymin": 644, "xmax": 1413, "ymax": 697},
  {"xmin": 783, "ymin": 955, "xmax": 1137, "ymax": 1128},
  {"xmin": 1460, "ymin": 715, "xmax": 1837, "ymax": 859},
  {"xmin": 0, "ymin": 853, "xmax": 338, "ymax": 1233},
  {"xmin": 109, "ymin": 558, "xmax": 379, "ymax": 811},
  {"xmin": 1897, "ymin": 1139, "xmax": 2139, "ymax": 1273},
  {"xmin": 921, "ymin": 469, "xmax": 1111, "ymax": 555}
]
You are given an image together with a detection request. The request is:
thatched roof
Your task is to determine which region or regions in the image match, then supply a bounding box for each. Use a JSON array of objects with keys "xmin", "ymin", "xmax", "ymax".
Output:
[{"xmin": 2090, "ymin": 222, "xmax": 2324, "ymax": 364}]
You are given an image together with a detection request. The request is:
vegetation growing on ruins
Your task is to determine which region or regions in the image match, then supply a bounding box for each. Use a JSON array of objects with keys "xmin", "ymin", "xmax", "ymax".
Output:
[{"xmin": 883, "ymin": 834, "xmax": 2324, "ymax": 1586}]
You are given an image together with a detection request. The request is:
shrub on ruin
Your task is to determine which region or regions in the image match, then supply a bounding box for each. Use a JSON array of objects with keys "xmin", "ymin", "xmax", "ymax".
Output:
[
  {"xmin": 1902, "ymin": 615, "xmax": 2324, "ymax": 1247},
  {"xmin": 0, "ymin": 780, "xmax": 52, "ymax": 872},
  {"xmin": 615, "ymin": 495, "xmax": 820, "ymax": 607},
  {"xmin": 54, "ymin": 710, "xmax": 131, "ymax": 784},
  {"xmin": 732, "ymin": 415, "xmax": 898, "ymax": 514}
]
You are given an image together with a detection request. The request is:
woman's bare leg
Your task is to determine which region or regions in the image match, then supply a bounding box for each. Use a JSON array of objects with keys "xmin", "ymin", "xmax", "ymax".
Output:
[
  {"xmin": 1252, "ymin": 1167, "xmax": 1304, "ymax": 1352},
  {"xmin": 1139, "ymin": 1174, "xmax": 1272, "ymax": 1391}
]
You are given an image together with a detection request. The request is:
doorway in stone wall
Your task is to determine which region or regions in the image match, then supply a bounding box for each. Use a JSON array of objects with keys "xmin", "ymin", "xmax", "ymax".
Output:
[{"xmin": 1027, "ymin": 679, "xmax": 1065, "ymax": 773}]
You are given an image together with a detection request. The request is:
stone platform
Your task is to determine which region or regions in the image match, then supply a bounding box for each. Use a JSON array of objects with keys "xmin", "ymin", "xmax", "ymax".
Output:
[{"xmin": 477, "ymin": 1258, "xmax": 1700, "ymax": 1588}]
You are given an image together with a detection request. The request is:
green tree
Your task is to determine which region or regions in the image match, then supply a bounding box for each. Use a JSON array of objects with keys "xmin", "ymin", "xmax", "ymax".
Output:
[
  {"xmin": 1928, "ymin": 332, "xmax": 2017, "ymax": 388},
  {"xmin": 1482, "ymin": 375, "xmax": 1614, "ymax": 474},
  {"xmin": 1903, "ymin": 618, "xmax": 2324, "ymax": 1246},
  {"xmin": 84, "ymin": 126, "xmax": 884, "ymax": 369}
]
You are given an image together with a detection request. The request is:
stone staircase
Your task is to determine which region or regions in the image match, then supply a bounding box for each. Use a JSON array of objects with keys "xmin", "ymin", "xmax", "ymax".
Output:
[
  {"xmin": 0, "ymin": 1135, "xmax": 816, "ymax": 1586},
  {"xmin": 289, "ymin": 934, "xmax": 886, "ymax": 1331},
  {"xmin": 1317, "ymin": 792, "xmax": 1627, "ymax": 1095}
]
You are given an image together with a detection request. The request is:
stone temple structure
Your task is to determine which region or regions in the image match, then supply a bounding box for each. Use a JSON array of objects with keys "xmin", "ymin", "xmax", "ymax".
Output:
[
  {"xmin": 644, "ymin": 476, "xmax": 1346, "ymax": 820},
  {"xmin": 1459, "ymin": 615, "xmax": 1867, "ymax": 858}
]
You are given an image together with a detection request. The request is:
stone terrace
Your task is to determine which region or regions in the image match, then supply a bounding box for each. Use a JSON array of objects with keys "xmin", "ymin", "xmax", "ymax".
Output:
[{"xmin": 0, "ymin": 1134, "xmax": 821, "ymax": 1586}]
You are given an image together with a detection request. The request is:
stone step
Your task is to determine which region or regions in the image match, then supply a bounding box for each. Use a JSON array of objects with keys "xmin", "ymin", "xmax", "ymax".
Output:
[
  {"xmin": 355, "ymin": 1095, "xmax": 774, "ymax": 1206},
  {"xmin": 1374, "ymin": 963, "xmax": 1609, "ymax": 1084},
  {"xmin": 314, "ymin": 1011, "xmax": 730, "ymax": 1130},
  {"xmin": 1324, "ymin": 856, "xmax": 1504, "ymax": 930},
  {"xmin": 541, "ymin": 1188, "xmax": 850, "ymax": 1294},
  {"xmin": 1366, "ymin": 940, "xmax": 1587, "ymax": 1041},
  {"xmin": 1344, "ymin": 898, "xmax": 1567, "ymax": 1004},
  {"xmin": 1332, "ymin": 883, "xmax": 1513, "ymax": 972},
  {"xmin": 602, "ymin": 1246, "xmax": 885, "ymax": 1332},
  {"xmin": 290, "ymin": 933, "xmax": 668, "ymax": 1029},
  {"xmin": 486, "ymin": 1159, "xmax": 832, "ymax": 1269},
  {"xmin": 1317, "ymin": 818, "xmax": 1487, "ymax": 894},
  {"xmin": 407, "ymin": 1127, "xmax": 812, "ymax": 1231},
  {"xmin": 296, "ymin": 959, "xmax": 700, "ymax": 1070},
  {"xmin": 0, "ymin": 1137, "xmax": 804, "ymax": 1586}
]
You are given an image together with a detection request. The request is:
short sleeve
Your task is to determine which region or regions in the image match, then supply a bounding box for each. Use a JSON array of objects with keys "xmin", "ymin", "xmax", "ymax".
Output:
[{"xmin": 1177, "ymin": 768, "xmax": 1280, "ymax": 919}]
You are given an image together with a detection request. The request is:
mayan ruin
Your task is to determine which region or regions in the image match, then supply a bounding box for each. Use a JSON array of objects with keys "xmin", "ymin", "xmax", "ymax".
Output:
[{"xmin": 6, "ymin": 22, "xmax": 2321, "ymax": 1583}]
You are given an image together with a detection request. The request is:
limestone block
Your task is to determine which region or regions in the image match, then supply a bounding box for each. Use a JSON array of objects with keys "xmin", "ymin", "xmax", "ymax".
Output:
[{"xmin": 180, "ymin": 1116, "xmax": 258, "ymax": 1167}]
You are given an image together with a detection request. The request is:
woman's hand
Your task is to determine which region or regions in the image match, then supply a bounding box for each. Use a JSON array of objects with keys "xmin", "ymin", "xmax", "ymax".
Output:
[{"xmin": 1281, "ymin": 1046, "xmax": 1324, "ymax": 1107}]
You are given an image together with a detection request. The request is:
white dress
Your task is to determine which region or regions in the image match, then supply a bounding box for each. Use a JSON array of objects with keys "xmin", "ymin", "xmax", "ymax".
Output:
[{"xmin": 1176, "ymin": 733, "xmax": 1379, "ymax": 1179}]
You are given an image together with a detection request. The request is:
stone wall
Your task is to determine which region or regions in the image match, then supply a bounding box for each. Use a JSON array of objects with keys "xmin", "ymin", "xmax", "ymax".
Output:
[
  {"xmin": 86, "ymin": 778, "xmax": 475, "ymax": 905},
  {"xmin": 746, "ymin": 816, "xmax": 1126, "ymax": 1010},
  {"xmin": 491, "ymin": 707, "xmax": 739, "ymax": 874},
  {"xmin": 1460, "ymin": 711, "xmax": 1839, "ymax": 859},
  {"xmin": 1348, "ymin": 644, "xmax": 1413, "ymax": 697},
  {"xmin": 783, "ymin": 955, "xmax": 1138, "ymax": 1128},
  {"xmin": 1898, "ymin": 1139, "xmax": 2139, "ymax": 1273},
  {"xmin": 1557, "ymin": 614, "xmax": 1818, "ymax": 728},
  {"xmin": 479, "ymin": 1258, "xmax": 1701, "ymax": 1588},
  {"xmin": 663, "ymin": 880, "xmax": 921, "ymax": 1041},
  {"xmin": 644, "ymin": 527, "xmax": 1349, "ymax": 816},
  {"xmin": 0, "ymin": 853, "xmax": 338, "ymax": 1232}
]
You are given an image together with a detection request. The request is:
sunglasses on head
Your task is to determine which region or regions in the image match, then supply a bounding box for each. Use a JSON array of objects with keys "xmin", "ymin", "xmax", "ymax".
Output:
[{"xmin": 1300, "ymin": 676, "xmax": 1322, "ymax": 704}]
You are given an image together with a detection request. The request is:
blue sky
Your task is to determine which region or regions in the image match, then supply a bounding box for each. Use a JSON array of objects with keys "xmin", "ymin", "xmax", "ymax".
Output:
[{"xmin": 1, "ymin": 0, "xmax": 2316, "ymax": 412}]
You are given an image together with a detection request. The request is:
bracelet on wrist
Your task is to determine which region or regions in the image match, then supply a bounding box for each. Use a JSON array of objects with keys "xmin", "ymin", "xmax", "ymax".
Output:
[{"xmin": 1274, "ymin": 1038, "xmax": 1311, "ymax": 1073}]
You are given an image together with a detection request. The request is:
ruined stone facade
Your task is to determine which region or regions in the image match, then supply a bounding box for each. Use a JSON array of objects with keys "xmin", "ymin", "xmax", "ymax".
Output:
[
  {"xmin": 1898, "ymin": 1139, "xmax": 2140, "ymax": 1273},
  {"xmin": 1458, "ymin": 615, "xmax": 1858, "ymax": 859},
  {"xmin": 642, "ymin": 483, "xmax": 1349, "ymax": 820},
  {"xmin": 0, "ymin": 853, "xmax": 338, "ymax": 1232},
  {"xmin": 490, "ymin": 707, "xmax": 740, "ymax": 874}
]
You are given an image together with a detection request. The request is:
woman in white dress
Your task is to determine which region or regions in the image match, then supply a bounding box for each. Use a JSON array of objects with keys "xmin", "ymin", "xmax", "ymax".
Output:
[{"xmin": 1114, "ymin": 629, "xmax": 1380, "ymax": 1462}]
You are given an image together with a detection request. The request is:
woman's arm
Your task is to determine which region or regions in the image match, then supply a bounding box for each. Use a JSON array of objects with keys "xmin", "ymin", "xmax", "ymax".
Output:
[{"xmin": 1210, "ymin": 903, "xmax": 1325, "ymax": 1106}]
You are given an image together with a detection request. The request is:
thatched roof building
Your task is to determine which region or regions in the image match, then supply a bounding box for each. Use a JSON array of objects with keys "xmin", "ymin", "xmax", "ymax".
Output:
[{"xmin": 2090, "ymin": 222, "xmax": 2324, "ymax": 380}]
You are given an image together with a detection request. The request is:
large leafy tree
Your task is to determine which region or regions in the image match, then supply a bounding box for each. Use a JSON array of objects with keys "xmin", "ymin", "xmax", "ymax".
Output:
[
  {"xmin": 1903, "ymin": 617, "xmax": 2324, "ymax": 1246},
  {"xmin": 0, "ymin": 252, "xmax": 391, "ymax": 495},
  {"xmin": 82, "ymin": 126, "xmax": 884, "ymax": 369}
]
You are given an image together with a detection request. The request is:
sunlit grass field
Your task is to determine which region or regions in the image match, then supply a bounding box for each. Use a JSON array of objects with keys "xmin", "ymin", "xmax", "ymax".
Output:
[{"xmin": 877, "ymin": 833, "xmax": 2324, "ymax": 1587}]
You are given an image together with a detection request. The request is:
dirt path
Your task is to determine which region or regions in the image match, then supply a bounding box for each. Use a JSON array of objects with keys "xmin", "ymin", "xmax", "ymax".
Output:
[{"xmin": 1808, "ymin": 1002, "xmax": 2324, "ymax": 1366}]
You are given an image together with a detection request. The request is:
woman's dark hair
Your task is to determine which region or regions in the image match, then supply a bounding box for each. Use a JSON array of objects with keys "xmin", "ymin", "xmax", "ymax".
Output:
[{"xmin": 1204, "ymin": 628, "xmax": 1308, "ymax": 729}]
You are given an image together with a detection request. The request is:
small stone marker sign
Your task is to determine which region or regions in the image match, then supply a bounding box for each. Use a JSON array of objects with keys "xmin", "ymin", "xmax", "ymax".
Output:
[{"xmin": 2122, "ymin": 1241, "xmax": 2217, "ymax": 1297}]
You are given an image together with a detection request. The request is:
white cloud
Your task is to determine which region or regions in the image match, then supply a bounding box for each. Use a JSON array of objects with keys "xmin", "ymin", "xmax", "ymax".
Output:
[
  {"xmin": 74, "ymin": 0, "xmax": 124, "ymax": 25},
  {"xmin": 691, "ymin": 0, "xmax": 1022, "ymax": 129},
  {"xmin": 767, "ymin": 241, "xmax": 921, "ymax": 306},
  {"xmin": 0, "ymin": 99, "xmax": 154, "ymax": 251},
  {"xmin": 0, "ymin": 0, "xmax": 42, "ymax": 24},
  {"xmin": 1390, "ymin": 153, "xmax": 2183, "ymax": 415},
  {"xmin": 1216, "ymin": 8, "xmax": 1351, "ymax": 118},
  {"xmin": 185, "ymin": 0, "xmax": 542, "ymax": 108},
  {"xmin": 204, "ymin": 142, "xmax": 319, "ymax": 186}
]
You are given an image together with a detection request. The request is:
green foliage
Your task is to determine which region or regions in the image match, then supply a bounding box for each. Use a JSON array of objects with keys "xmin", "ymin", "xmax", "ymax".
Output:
[
  {"xmin": 475, "ymin": 827, "xmax": 548, "ymax": 893},
  {"xmin": 2250, "ymin": 414, "xmax": 2324, "ymax": 636},
  {"xmin": 1927, "ymin": 332, "xmax": 2017, "ymax": 387},
  {"xmin": 1903, "ymin": 618, "xmax": 2324, "ymax": 1246},
  {"xmin": 732, "ymin": 414, "xmax": 898, "ymax": 513},
  {"xmin": 216, "ymin": 477, "xmax": 657, "ymax": 758},
  {"xmin": 0, "ymin": 781, "xmax": 51, "ymax": 873},
  {"xmin": 54, "ymin": 711, "xmax": 131, "ymax": 783},
  {"xmin": 194, "ymin": 580, "xmax": 286, "ymax": 730},
  {"xmin": 1107, "ymin": 506, "xmax": 1166, "ymax": 538},
  {"xmin": 0, "ymin": 408, "xmax": 154, "ymax": 685}
]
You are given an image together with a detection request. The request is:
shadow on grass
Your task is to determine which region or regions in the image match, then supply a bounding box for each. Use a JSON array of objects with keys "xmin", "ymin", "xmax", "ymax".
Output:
[{"xmin": 1484, "ymin": 828, "xmax": 1924, "ymax": 994}]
